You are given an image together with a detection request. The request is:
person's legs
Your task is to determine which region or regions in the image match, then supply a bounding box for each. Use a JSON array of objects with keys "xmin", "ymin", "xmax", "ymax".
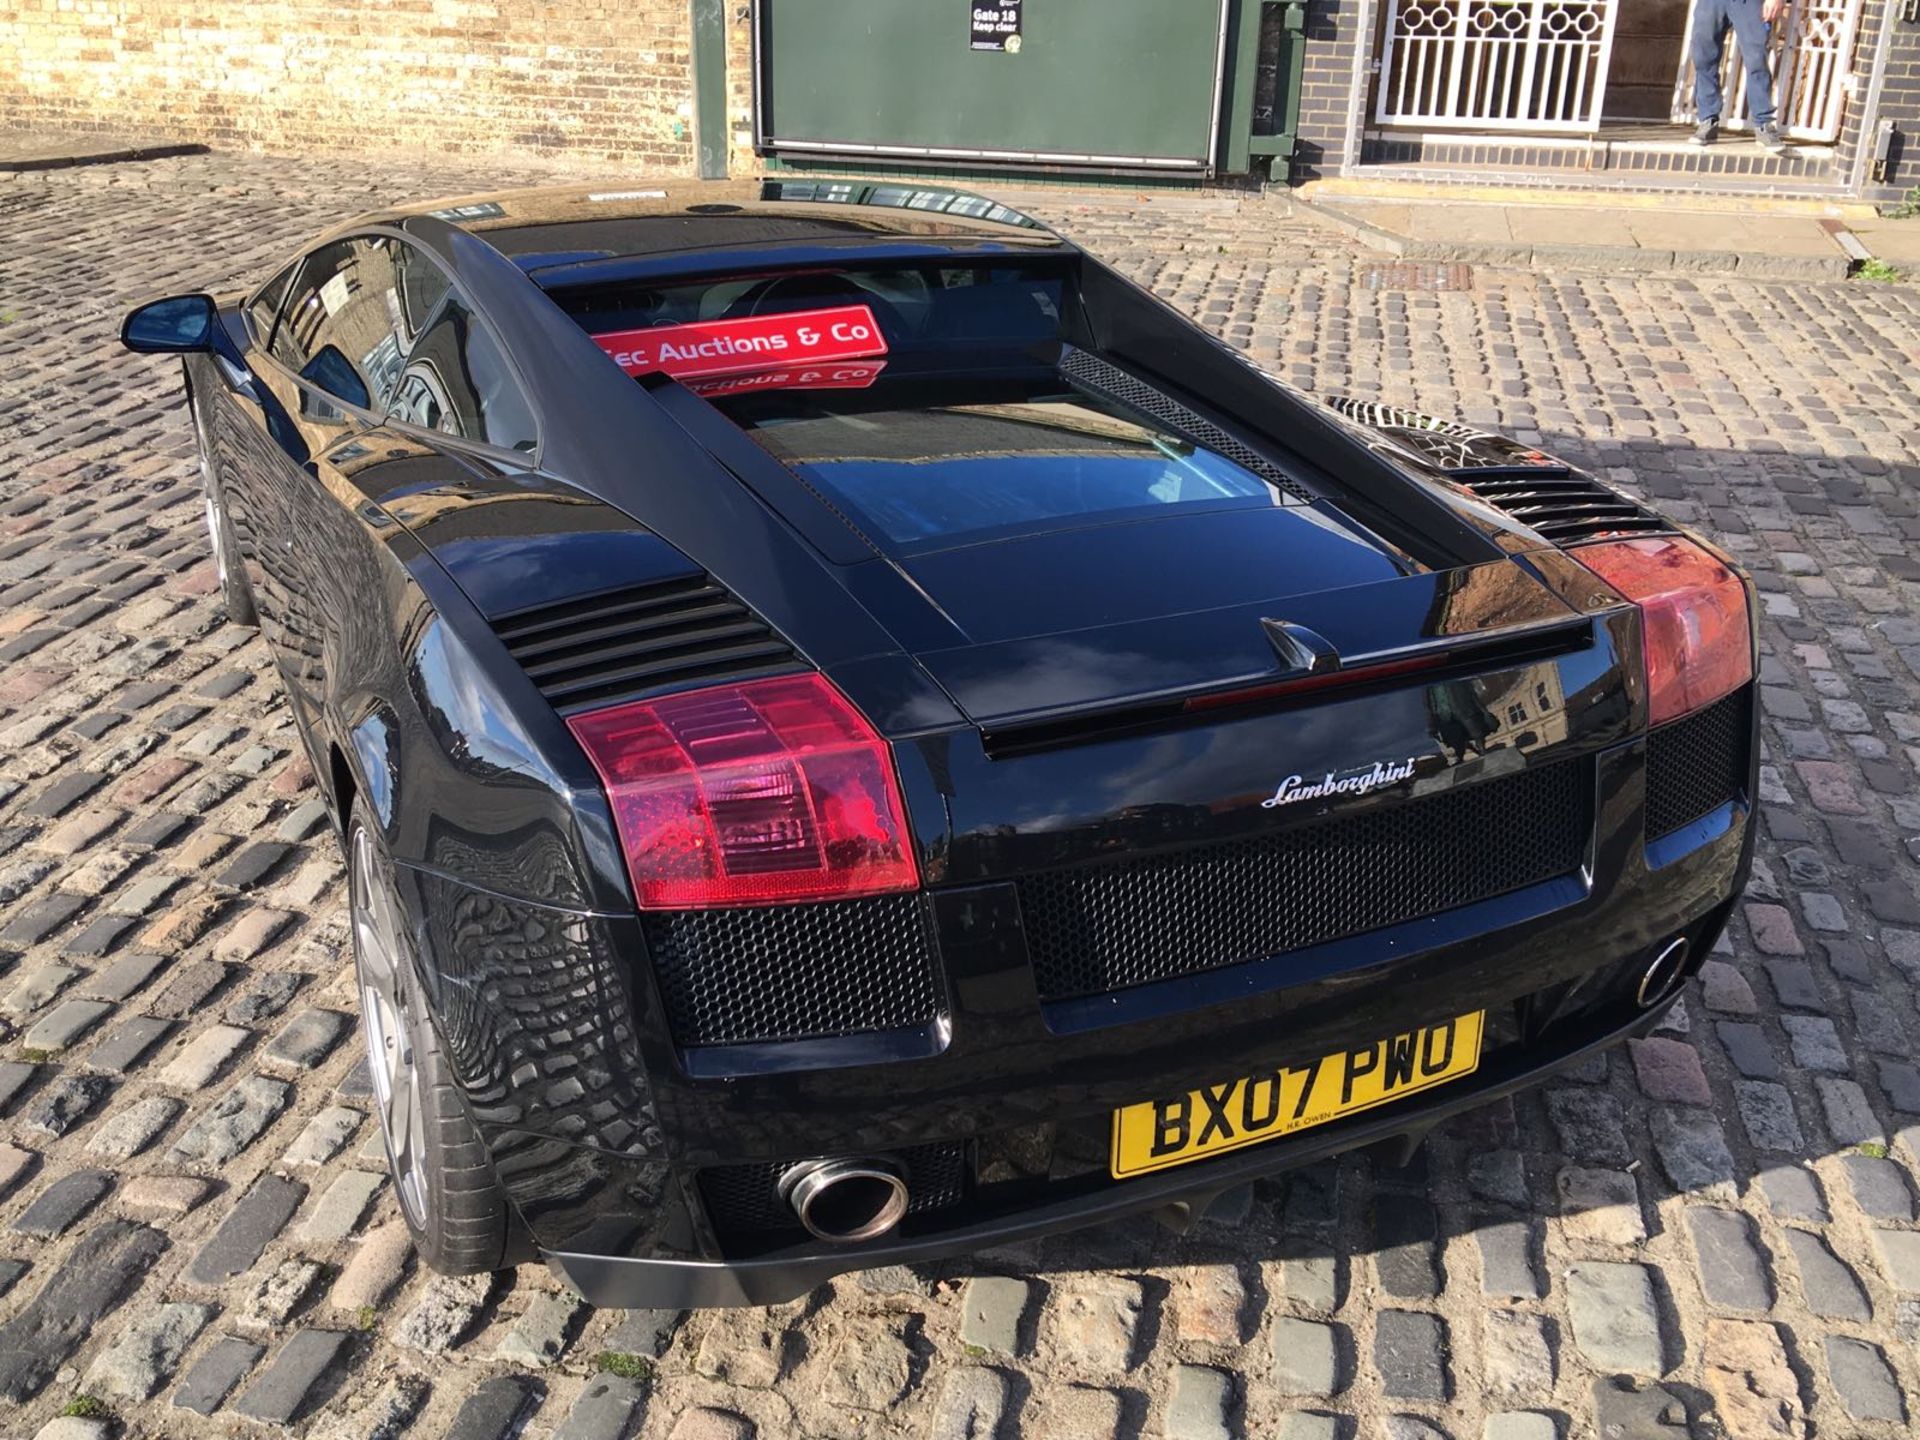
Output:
[
  {"xmin": 1690, "ymin": 0, "xmax": 1732, "ymax": 122},
  {"xmin": 1722, "ymin": 0, "xmax": 1778, "ymax": 127}
]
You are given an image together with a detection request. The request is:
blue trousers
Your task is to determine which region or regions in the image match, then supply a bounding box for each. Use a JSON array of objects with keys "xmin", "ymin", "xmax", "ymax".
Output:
[{"xmin": 1691, "ymin": 0, "xmax": 1777, "ymax": 126}]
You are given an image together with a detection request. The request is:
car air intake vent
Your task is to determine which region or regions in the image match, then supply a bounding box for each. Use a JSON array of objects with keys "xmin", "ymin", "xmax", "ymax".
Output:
[
  {"xmin": 1645, "ymin": 685, "xmax": 1750, "ymax": 839},
  {"xmin": 1327, "ymin": 400, "xmax": 1566, "ymax": 475},
  {"xmin": 1060, "ymin": 348, "xmax": 1314, "ymax": 502},
  {"xmin": 1018, "ymin": 758, "xmax": 1591, "ymax": 1002},
  {"xmin": 1323, "ymin": 399, "xmax": 1669, "ymax": 546},
  {"xmin": 491, "ymin": 575, "xmax": 798, "ymax": 711}
]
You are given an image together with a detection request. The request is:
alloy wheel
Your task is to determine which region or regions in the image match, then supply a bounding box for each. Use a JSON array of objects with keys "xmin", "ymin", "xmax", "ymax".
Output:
[{"xmin": 351, "ymin": 827, "xmax": 430, "ymax": 1230}]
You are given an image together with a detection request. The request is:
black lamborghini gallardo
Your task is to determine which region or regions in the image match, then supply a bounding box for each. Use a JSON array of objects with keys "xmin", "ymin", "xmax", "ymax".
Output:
[{"xmin": 121, "ymin": 180, "xmax": 1755, "ymax": 1306}]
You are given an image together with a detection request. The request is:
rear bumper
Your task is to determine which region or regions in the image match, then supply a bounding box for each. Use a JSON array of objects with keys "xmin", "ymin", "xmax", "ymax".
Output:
[
  {"xmin": 546, "ymin": 990, "xmax": 1677, "ymax": 1308},
  {"xmin": 399, "ymin": 701, "xmax": 1753, "ymax": 1305}
]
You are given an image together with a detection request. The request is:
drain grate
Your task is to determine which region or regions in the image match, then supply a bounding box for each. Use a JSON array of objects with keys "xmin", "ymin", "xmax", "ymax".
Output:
[{"xmin": 1359, "ymin": 262, "xmax": 1475, "ymax": 292}]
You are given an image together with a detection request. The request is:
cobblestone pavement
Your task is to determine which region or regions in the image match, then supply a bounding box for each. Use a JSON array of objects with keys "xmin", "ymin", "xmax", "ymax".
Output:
[{"xmin": 2, "ymin": 152, "xmax": 1919, "ymax": 1440}]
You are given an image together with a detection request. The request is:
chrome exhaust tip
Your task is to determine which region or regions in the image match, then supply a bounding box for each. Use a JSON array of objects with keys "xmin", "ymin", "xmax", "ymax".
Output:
[
  {"xmin": 1636, "ymin": 937, "xmax": 1690, "ymax": 1009},
  {"xmin": 779, "ymin": 1159, "xmax": 909, "ymax": 1244}
]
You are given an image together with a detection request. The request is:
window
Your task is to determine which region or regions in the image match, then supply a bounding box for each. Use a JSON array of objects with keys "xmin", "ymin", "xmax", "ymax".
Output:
[
  {"xmin": 269, "ymin": 234, "xmax": 435, "ymax": 415},
  {"xmin": 387, "ymin": 293, "xmax": 538, "ymax": 454},
  {"xmin": 732, "ymin": 388, "xmax": 1277, "ymax": 549},
  {"xmin": 394, "ymin": 244, "xmax": 449, "ymax": 338},
  {"xmin": 557, "ymin": 262, "xmax": 1064, "ymax": 351},
  {"xmin": 246, "ymin": 261, "xmax": 297, "ymax": 345}
]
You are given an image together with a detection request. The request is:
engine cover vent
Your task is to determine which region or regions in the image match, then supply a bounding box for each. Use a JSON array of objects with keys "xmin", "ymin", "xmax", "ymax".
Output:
[
  {"xmin": 1327, "ymin": 400, "xmax": 1569, "ymax": 475},
  {"xmin": 492, "ymin": 574, "xmax": 798, "ymax": 711},
  {"xmin": 1452, "ymin": 473, "xmax": 1670, "ymax": 546},
  {"xmin": 1324, "ymin": 400, "xmax": 1669, "ymax": 546}
]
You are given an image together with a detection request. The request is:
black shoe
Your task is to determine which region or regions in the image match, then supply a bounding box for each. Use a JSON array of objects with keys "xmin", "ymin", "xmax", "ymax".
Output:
[
  {"xmin": 1755, "ymin": 121, "xmax": 1787, "ymax": 155},
  {"xmin": 1690, "ymin": 118, "xmax": 1720, "ymax": 147}
]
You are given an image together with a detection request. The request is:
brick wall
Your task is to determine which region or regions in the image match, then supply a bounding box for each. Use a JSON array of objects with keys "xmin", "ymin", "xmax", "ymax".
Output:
[
  {"xmin": 1855, "ymin": 8, "xmax": 1920, "ymax": 202},
  {"xmin": 0, "ymin": 0, "xmax": 713, "ymax": 172},
  {"xmin": 1290, "ymin": 0, "xmax": 1367, "ymax": 181}
]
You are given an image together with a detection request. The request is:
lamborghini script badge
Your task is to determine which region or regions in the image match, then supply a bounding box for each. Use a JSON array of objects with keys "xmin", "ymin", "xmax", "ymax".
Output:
[{"xmin": 1261, "ymin": 757, "xmax": 1419, "ymax": 809}]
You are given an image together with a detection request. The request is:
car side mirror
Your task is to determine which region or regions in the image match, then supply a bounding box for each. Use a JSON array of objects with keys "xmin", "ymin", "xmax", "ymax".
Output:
[{"xmin": 121, "ymin": 294, "xmax": 219, "ymax": 354}]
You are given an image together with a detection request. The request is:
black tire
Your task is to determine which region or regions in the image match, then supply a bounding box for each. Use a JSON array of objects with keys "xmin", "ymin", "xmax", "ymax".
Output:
[
  {"xmin": 190, "ymin": 387, "xmax": 259, "ymax": 629},
  {"xmin": 347, "ymin": 800, "xmax": 513, "ymax": 1275}
]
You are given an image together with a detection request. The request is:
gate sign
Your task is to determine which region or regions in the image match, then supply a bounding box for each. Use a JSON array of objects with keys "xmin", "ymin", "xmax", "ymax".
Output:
[
  {"xmin": 970, "ymin": 1, "xmax": 1023, "ymax": 51},
  {"xmin": 592, "ymin": 305, "xmax": 889, "ymax": 380}
]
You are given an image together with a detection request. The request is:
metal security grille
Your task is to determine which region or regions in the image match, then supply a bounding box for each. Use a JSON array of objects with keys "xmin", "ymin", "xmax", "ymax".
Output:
[
  {"xmin": 1059, "ymin": 349, "xmax": 1314, "ymax": 502},
  {"xmin": 642, "ymin": 893, "xmax": 942, "ymax": 1048},
  {"xmin": 492, "ymin": 574, "xmax": 797, "ymax": 712},
  {"xmin": 1669, "ymin": 0, "xmax": 1862, "ymax": 141},
  {"xmin": 1377, "ymin": 0, "xmax": 1620, "ymax": 132},
  {"xmin": 1018, "ymin": 760, "xmax": 1592, "ymax": 1001},
  {"xmin": 699, "ymin": 1141, "xmax": 969, "ymax": 1234},
  {"xmin": 1645, "ymin": 687, "xmax": 1750, "ymax": 839}
]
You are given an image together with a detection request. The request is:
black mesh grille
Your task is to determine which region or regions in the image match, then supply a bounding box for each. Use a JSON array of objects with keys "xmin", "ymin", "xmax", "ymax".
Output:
[
  {"xmin": 492, "ymin": 574, "xmax": 797, "ymax": 711},
  {"xmin": 642, "ymin": 893, "xmax": 942, "ymax": 1048},
  {"xmin": 1059, "ymin": 349, "xmax": 1314, "ymax": 502},
  {"xmin": 699, "ymin": 1141, "xmax": 968, "ymax": 1234},
  {"xmin": 1018, "ymin": 761, "xmax": 1592, "ymax": 1002},
  {"xmin": 1646, "ymin": 687, "xmax": 1750, "ymax": 840}
]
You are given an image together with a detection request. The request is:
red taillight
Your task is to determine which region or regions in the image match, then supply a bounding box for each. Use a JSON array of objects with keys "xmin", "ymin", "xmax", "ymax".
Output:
[
  {"xmin": 1575, "ymin": 535, "xmax": 1752, "ymax": 726},
  {"xmin": 567, "ymin": 673, "xmax": 920, "ymax": 910}
]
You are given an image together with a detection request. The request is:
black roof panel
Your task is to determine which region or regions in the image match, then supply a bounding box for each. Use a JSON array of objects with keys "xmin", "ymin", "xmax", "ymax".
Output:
[{"xmin": 385, "ymin": 179, "xmax": 1068, "ymax": 274}]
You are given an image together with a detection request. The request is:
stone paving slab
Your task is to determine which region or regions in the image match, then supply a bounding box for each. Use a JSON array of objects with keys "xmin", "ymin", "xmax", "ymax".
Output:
[
  {"xmin": 1848, "ymin": 217, "xmax": 1920, "ymax": 268},
  {"xmin": 1301, "ymin": 194, "xmax": 1862, "ymax": 278},
  {"xmin": 0, "ymin": 149, "xmax": 1918, "ymax": 1437}
]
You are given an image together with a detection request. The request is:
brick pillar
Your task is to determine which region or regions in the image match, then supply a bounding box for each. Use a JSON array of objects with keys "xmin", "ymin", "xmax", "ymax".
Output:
[
  {"xmin": 1290, "ymin": 0, "xmax": 1371, "ymax": 181},
  {"xmin": 1847, "ymin": 0, "xmax": 1920, "ymax": 201}
]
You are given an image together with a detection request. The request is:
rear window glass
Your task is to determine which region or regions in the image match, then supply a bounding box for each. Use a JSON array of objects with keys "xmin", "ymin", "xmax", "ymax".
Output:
[
  {"xmin": 730, "ymin": 391, "xmax": 1281, "ymax": 549},
  {"xmin": 555, "ymin": 261, "xmax": 1291, "ymax": 551},
  {"xmin": 557, "ymin": 264, "xmax": 1063, "ymax": 351}
]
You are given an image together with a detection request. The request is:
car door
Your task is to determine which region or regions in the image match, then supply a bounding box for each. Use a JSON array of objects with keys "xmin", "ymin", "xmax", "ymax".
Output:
[
  {"xmin": 270, "ymin": 240, "xmax": 468, "ymax": 737},
  {"xmin": 237, "ymin": 235, "xmax": 430, "ymax": 728},
  {"xmin": 199, "ymin": 257, "xmax": 299, "ymax": 627}
]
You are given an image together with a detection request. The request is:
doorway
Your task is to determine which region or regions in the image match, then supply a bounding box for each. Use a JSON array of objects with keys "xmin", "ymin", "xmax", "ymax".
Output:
[{"xmin": 1372, "ymin": 0, "xmax": 1863, "ymax": 143}]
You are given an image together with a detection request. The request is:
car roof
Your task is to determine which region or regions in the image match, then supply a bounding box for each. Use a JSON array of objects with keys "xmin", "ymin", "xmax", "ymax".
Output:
[{"xmin": 379, "ymin": 179, "xmax": 1073, "ymax": 281}]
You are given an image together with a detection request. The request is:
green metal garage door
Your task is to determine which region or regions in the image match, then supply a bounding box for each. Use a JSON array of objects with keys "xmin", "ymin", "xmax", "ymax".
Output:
[{"xmin": 753, "ymin": 0, "xmax": 1232, "ymax": 172}]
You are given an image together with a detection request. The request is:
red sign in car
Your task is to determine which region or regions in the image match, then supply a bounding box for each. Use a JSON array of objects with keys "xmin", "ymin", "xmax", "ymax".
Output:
[{"xmin": 592, "ymin": 305, "xmax": 889, "ymax": 380}]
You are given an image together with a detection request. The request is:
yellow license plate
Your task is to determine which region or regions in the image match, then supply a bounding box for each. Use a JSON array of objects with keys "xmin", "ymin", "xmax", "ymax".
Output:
[{"xmin": 1110, "ymin": 1011, "xmax": 1485, "ymax": 1178}]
